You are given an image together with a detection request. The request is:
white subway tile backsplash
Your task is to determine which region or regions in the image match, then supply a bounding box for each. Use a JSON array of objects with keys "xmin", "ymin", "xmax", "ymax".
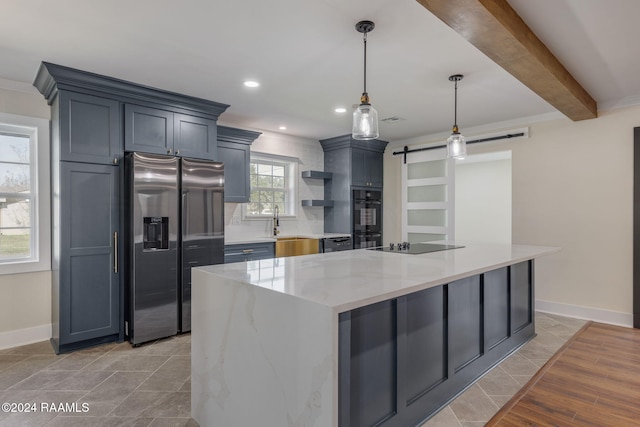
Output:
[{"xmin": 224, "ymin": 129, "xmax": 326, "ymax": 241}]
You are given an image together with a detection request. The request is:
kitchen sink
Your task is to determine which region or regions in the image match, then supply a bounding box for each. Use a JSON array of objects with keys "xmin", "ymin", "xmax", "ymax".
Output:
[{"xmin": 275, "ymin": 237, "xmax": 320, "ymax": 257}]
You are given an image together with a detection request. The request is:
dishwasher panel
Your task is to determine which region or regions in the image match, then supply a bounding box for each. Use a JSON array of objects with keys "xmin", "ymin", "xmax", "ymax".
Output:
[{"xmin": 322, "ymin": 236, "xmax": 353, "ymax": 252}]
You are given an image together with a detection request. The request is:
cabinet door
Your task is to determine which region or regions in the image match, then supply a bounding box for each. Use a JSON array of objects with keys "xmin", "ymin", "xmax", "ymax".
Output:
[
  {"xmin": 366, "ymin": 150, "xmax": 384, "ymax": 188},
  {"xmin": 174, "ymin": 114, "xmax": 217, "ymax": 160},
  {"xmin": 59, "ymin": 162, "xmax": 120, "ymax": 345},
  {"xmin": 351, "ymin": 148, "xmax": 367, "ymax": 187},
  {"xmin": 218, "ymin": 141, "xmax": 250, "ymax": 202},
  {"xmin": 511, "ymin": 262, "xmax": 532, "ymax": 333},
  {"xmin": 340, "ymin": 300, "xmax": 397, "ymax": 426},
  {"xmin": 59, "ymin": 91, "xmax": 121, "ymax": 164},
  {"xmin": 352, "ymin": 148, "xmax": 383, "ymax": 187},
  {"xmin": 124, "ymin": 104, "xmax": 174, "ymax": 155}
]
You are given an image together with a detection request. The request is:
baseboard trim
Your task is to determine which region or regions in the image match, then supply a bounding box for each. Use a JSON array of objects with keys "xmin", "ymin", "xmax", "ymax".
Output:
[
  {"xmin": 0, "ymin": 324, "xmax": 51, "ymax": 350},
  {"xmin": 536, "ymin": 299, "xmax": 633, "ymax": 328}
]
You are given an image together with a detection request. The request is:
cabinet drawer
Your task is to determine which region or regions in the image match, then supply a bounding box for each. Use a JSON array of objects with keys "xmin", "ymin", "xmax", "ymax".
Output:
[{"xmin": 224, "ymin": 242, "xmax": 275, "ymax": 263}]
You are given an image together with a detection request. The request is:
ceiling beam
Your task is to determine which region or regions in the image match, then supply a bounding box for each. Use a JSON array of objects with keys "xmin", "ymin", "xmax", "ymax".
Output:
[{"xmin": 416, "ymin": 0, "xmax": 597, "ymax": 121}]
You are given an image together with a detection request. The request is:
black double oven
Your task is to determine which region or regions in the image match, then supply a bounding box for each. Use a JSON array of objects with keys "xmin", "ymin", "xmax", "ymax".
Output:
[{"xmin": 352, "ymin": 189, "xmax": 382, "ymax": 249}]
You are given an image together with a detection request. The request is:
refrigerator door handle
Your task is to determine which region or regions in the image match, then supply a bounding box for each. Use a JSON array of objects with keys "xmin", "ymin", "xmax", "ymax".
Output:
[
  {"xmin": 113, "ymin": 231, "xmax": 118, "ymax": 273},
  {"xmin": 182, "ymin": 191, "xmax": 188, "ymax": 235}
]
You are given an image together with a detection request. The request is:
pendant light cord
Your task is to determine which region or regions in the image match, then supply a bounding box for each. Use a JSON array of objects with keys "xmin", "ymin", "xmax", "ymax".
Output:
[
  {"xmin": 453, "ymin": 79, "xmax": 458, "ymax": 129},
  {"xmin": 363, "ymin": 32, "xmax": 368, "ymax": 94}
]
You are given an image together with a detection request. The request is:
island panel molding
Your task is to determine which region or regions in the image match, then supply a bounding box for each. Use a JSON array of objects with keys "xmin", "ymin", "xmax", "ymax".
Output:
[
  {"xmin": 192, "ymin": 243, "xmax": 556, "ymax": 426},
  {"xmin": 338, "ymin": 262, "xmax": 533, "ymax": 426}
]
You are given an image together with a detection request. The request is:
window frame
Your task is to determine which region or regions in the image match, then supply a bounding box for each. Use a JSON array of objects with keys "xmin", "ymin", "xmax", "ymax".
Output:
[
  {"xmin": 0, "ymin": 113, "xmax": 50, "ymax": 275},
  {"xmin": 243, "ymin": 153, "xmax": 298, "ymax": 219}
]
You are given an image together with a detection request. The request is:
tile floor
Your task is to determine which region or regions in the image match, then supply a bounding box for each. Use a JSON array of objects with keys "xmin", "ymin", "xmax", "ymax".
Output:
[
  {"xmin": 0, "ymin": 313, "xmax": 586, "ymax": 427},
  {"xmin": 422, "ymin": 313, "xmax": 588, "ymax": 427}
]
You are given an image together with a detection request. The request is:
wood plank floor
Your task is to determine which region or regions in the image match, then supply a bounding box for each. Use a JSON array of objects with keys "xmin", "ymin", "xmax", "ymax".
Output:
[{"xmin": 487, "ymin": 322, "xmax": 640, "ymax": 426}]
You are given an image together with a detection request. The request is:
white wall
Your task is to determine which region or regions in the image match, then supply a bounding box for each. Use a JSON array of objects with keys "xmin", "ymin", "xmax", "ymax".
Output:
[
  {"xmin": 0, "ymin": 84, "xmax": 52, "ymax": 348},
  {"xmin": 455, "ymin": 154, "xmax": 512, "ymax": 244},
  {"xmin": 218, "ymin": 127, "xmax": 326, "ymax": 241},
  {"xmin": 384, "ymin": 105, "xmax": 638, "ymax": 326},
  {"xmin": 0, "ymin": 81, "xmax": 50, "ymax": 119}
]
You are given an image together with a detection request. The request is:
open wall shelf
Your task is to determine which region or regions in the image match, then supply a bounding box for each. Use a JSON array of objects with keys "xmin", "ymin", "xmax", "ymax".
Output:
[
  {"xmin": 301, "ymin": 170, "xmax": 333, "ymax": 207},
  {"xmin": 302, "ymin": 170, "xmax": 332, "ymax": 180},
  {"xmin": 301, "ymin": 200, "xmax": 334, "ymax": 207}
]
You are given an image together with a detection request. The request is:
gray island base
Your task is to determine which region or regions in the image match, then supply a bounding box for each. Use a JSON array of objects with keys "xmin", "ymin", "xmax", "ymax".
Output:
[{"xmin": 191, "ymin": 243, "xmax": 557, "ymax": 426}]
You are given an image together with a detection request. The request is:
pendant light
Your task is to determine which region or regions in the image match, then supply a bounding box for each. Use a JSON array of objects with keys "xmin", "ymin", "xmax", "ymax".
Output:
[
  {"xmin": 352, "ymin": 20, "xmax": 379, "ymax": 140},
  {"xmin": 446, "ymin": 74, "xmax": 466, "ymax": 159}
]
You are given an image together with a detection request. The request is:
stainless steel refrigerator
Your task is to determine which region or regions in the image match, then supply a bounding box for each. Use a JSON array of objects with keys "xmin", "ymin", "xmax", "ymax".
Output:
[{"xmin": 125, "ymin": 152, "xmax": 224, "ymax": 345}]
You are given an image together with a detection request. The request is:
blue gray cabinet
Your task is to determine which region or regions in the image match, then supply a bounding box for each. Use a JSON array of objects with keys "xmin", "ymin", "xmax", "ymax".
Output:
[
  {"xmin": 124, "ymin": 104, "xmax": 174, "ymax": 156},
  {"xmin": 352, "ymin": 147, "xmax": 384, "ymax": 188},
  {"xmin": 125, "ymin": 105, "xmax": 218, "ymax": 160},
  {"xmin": 34, "ymin": 61, "xmax": 229, "ymax": 353},
  {"xmin": 56, "ymin": 162, "xmax": 120, "ymax": 353},
  {"xmin": 339, "ymin": 261, "xmax": 534, "ymax": 426},
  {"xmin": 174, "ymin": 113, "xmax": 217, "ymax": 160},
  {"xmin": 320, "ymin": 137, "xmax": 386, "ymax": 190},
  {"xmin": 58, "ymin": 91, "xmax": 121, "ymax": 165},
  {"xmin": 44, "ymin": 80, "xmax": 124, "ymax": 354},
  {"xmin": 224, "ymin": 242, "xmax": 275, "ymax": 263},
  {"xmin": 217, "ymin": 126, "xmax": 261, "ymax": 203},
  {"xmin": 320, "ymin": 135, "xmax": 388, "ymax": 235}
]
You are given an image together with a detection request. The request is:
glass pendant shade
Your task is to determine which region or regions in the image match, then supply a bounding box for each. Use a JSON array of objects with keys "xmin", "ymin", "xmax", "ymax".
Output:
[
  {"xmin": 352, "ymin": 21, "xmax": 378, "ymax": 141},
  {"xmin": 446, "ymin": 74, "xmax": 465, "ymax": 159},
  {"xmin": 447, "ymin": 130, "xmax": 466, "ymax": 159},
  {"xmin": 352, "ymin": 101, "xmax": 379, "ymax": 140}
]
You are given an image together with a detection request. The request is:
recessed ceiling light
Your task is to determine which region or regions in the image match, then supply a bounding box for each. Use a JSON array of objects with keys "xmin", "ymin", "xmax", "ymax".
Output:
[
  {"xmin": 279, "ymin": 126, "xmax": 287, "ymax": 130},
  {"xmin": 335, "ymin": 107, "xmax": 347, "ymax": 113},
  {"xmin": 244, "ymin": 80, "xmax": 260, "ymax": 88}
]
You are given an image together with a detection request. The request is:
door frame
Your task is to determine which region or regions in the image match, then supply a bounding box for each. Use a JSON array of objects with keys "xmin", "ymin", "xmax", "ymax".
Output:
[{"xmin": 633, "ymin": 128, "xmax": 640, "ymax": 328}]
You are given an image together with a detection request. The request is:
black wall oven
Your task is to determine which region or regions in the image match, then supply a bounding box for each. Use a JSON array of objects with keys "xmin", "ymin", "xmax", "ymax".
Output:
[{"xmin": 352, "ymin": 189, "xmax": 382, "ymax": 249}]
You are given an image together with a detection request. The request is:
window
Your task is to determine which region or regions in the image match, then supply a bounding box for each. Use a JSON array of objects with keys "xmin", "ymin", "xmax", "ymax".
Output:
[
  {"xmin": 245, "ymin": 154, "xmax": 297, "ymax": 218},
  {"xmin": 0, "ymin": 113, "xmax": 50, "ymax": 274},
  {"xmin": 0, "ymin": 132, "xmax": 32, "ymax": 259}
]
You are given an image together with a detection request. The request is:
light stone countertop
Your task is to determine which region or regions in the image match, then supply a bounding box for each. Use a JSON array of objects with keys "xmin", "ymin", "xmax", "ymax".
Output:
[{"xmin": 195, "ymin": 242, "xmax": 558, "ymax": 313}]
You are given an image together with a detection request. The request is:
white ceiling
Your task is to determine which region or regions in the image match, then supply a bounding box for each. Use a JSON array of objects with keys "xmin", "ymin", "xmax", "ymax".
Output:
[{"xmin": 1, "ymin": 0, "xmax": 639, "ymax": 142}]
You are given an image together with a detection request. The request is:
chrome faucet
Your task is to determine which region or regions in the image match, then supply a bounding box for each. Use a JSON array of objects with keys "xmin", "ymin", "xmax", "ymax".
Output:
[{"xmin": 273, "ymin": 205, "xmax": 280, "ymax": 236}]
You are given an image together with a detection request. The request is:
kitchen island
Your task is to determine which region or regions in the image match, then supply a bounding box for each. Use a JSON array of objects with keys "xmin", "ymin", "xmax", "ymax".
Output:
[{"xmin": 191, "ymin": 243, "xmax": 557, "ymax": 427}]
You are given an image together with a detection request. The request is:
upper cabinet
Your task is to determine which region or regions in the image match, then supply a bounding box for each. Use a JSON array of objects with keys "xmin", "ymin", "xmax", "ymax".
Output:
[
  {"xmin": 352, "ymin": 147, "xmax": 384, "ymax": 188},
  {"xmin": 34, "ymin": 62, "xmax": 229, "ymax": 162},
  {"xmin": 124, "ymin": 105, "xmax": 218, "ymax": 160},
  {"xmin": 124, "ymin": 104, "xmax": 174, "ymax": 156},
  {"xmin": 217, "ymin": 126, "xmax": 261, "ymax": 203},
  {"xmin": 174, "ymin": 113, "xmax": 217, "ymax": 160},
  {"xmin": 320, "ymin": 135, "xmax": 388, "ymax": 190},
  {"xmin": 57, "ymin": 91, "xmax": 122, "ymax": 165}
]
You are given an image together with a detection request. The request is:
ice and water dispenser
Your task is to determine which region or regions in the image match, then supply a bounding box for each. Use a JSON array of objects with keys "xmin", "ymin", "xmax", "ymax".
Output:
[{"xmin": 143, "ymin": 216, "xmax": 169, "ymax": 251}]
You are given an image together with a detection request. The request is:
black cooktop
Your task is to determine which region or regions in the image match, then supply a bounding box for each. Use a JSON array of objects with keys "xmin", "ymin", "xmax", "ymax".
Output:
[{"xmin": 369, "ymin": 243, "xmax": 464, "ymax": 255}]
